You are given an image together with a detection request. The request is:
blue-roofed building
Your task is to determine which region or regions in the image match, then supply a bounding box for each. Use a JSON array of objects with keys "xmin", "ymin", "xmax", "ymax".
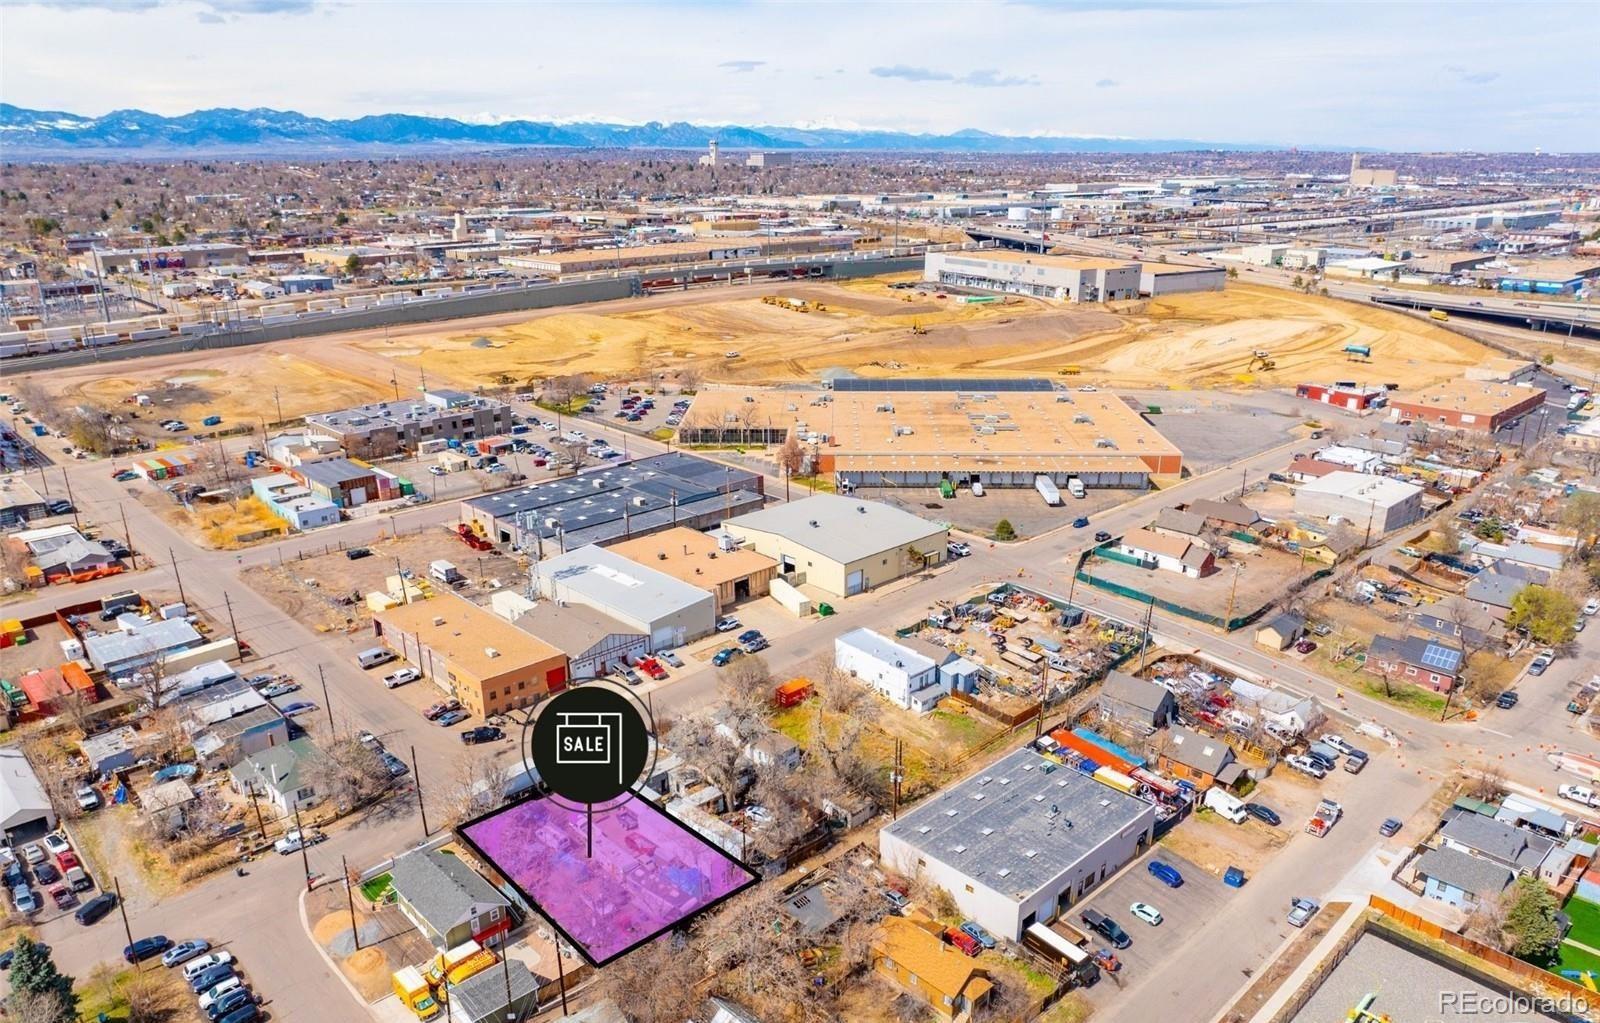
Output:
[
  {"xmin": 1071, "ymin": 727, "xmax": 1146, "ymax": 769},
  {"xmin": 1366, "ymin": 634, "xmax": 1464, "ymax": 693}
]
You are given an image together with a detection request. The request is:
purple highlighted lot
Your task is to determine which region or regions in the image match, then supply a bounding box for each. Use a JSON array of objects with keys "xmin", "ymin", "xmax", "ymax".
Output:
[{"xmin": 458, "ymin": 794, "xmax": 757, "ymax": 965}]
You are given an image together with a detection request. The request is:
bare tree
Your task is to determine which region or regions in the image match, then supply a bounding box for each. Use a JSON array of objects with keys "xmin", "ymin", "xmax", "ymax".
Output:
[
  {"xmin": 561, "ymin": 440, "xmax": 591, "ymax": 472},
  {"xmin": 435, "ymin": 753, "xmax": 509, "ymax": 828},
  {"xmin": 1466, "ymin": 762, "xmax": 1506, "ymax": 803},
  {"xmin": 676, "ymin": 365, "xmax": 703, "ymax": 394},
  {"xmin": 595, "ymin": 934, "xmax": 705, "ymax": 1023},
  {"xmin": 674, "ymin": 716, "xmax": 748, "ymax": 807},
  {"xmin": 301, "ymin": 738, "xmax": 390, "ymax": 810},
  {"xmin": 126, "ymin": 643, "xmax": 175, "ymax": 711},
  {"xmin": 777, "ymin": 434, "xmax": 805, "ymax": 479},
  {"xmin": 5, "ymin": 986, "xmax": 70, "ymax": 1023},
  {"xmin": 1464, "ymin": 883, "xmax": 1512, "ymax": 950},
  {"xmin": 718, "ymin": 654, "xmax": 772, "ymax": 739}
]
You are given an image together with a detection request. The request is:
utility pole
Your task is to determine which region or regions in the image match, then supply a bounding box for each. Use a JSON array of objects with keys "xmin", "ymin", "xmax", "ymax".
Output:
[
  {"xmin": 343, "ymin": 855, "xmax": 360, "ymax": 952},
  {"xmin": 223, "ymin": 592, "xmax": 240, "ymax": 644},
  {"xmin": 60, "ymin": 469, "xmax": 81, "ymax": 531},
  {"xmin": 411, "ymin": 745, "xmax": 429, "ymax": 837},
  {"xmin": 1223, "ymin": 564, "xmax": 1243, "ymax": 630},
  {"xmin": 1138, "ymin": 597, "xmax": 1156, "ymax": 671},
  {"xmin": 293, "ymin": 803, "xmax": 314, "ymax": 891},
  {"xmin": 119, "ymin": 502, "xmax": 138, "ymax": 570},
  {"xmin": 246, "ymin": 780, "xmax": 266, "ymax": 838},
  {"xmin": 273, "ymin": 386, "xmax": 283, "ymax": 428},
  {"xmin": 114, "ymin": 877, "xmax": 138, "ymax": 969},
  {"xmin": 169, "ymin": 547, "xmax": 187, "ymax": 606},
  {"xmin": 320, "ymin": 665, "xmax": 335, "ymax": 735},
  {"xmin": 397, "ymin": 557, "xmax": 411, "ymax": 604}
]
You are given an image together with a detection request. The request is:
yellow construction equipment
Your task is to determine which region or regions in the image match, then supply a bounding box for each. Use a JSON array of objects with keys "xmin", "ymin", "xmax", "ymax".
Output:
[
  {"xmin": 910, "ymin": 321, "xmax": 928, "ymax": 335},
  {"xmin": 1246, "ymin": 350, "xmax": 1276, "ymax": 372}
]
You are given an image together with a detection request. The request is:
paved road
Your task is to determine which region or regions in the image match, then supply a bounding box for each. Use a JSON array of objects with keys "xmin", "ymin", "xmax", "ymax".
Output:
[{"xmin": 13, "ymin": 358, "xmax": 1594, "ymax": 1023}]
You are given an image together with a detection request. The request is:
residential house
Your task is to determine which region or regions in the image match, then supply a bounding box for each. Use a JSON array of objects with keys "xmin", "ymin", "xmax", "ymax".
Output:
[
  {"xmin": 873, "ymin": 913, "xmax": 994, "ymax": 1020},
  {"xmin": 1156, "ymin": 726, "xmax": 1242, "ymax": 791},
  {"xmin": 1185, "ymin": 499, "xmax": 1262, "ymax": 532},
  {"xmin": 1094, "ymin": 671, "xmax": 1175, "ymax": 736},
  {"xmin": 229, "ymin": 736, "xmax": 321, "ymax": 814},
  {"xmin": 1255, "ymin": 612, "xmax": 1305, "ymax": 652},
  {"xmin": 834, "ymin": 628, "xmax": 949, "ymax": 713},
  {"xmin": 1438, "ymin": 809, "xmax": 1555, "ymax": 878},
  {"xmin": 1284, "ymin": 457, "xmax": 1345, "ymax": 484},
  {"xmin": 1115, "ymin": 528, "xmax": 1216, "ymax": 578},
  {"xmin": 1413, "ymin": 846, "xmax": 1514, "ymax": 910},
  {"xmin": 1149, "ymin": 507, "xmax": 1206, "ymax": 540},
  {"xmin": 390, "ymin": 848, "xmax": 514, "ymax": 950},
  {"xmin": 1366, "ymin": 634, "xmax": 1464, "ymax": 693},
  {"xmin": 1465, "ymin": 568, "xmax": 1531, "ymax": 621},
  {"xmin": 1409, "ymin": 597, "xmax": 1499, "ymax": 651},
  {"xmin": 1228, "ymin": 678, "xmax": 1323, "ymax": 736},
  {"xmin": 139, "ymin": 779, "xmax": 198, "ymax": 833},
  {"xmin": 185, "ymin": 685, "xmax": 290, "ymax": 770},
  {"xmin": 80, "ymin": 726, "xmax": 140, "ymax": 775}
]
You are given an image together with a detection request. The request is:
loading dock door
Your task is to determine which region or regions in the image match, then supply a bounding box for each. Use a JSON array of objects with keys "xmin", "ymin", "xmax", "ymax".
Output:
[{"xmin": 846, "ymin": 570, "xmax": 865, "ymax": 595}]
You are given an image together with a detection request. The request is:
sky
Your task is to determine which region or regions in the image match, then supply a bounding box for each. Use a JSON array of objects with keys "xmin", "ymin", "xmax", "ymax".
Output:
[{"xmin": 2, "ymin": 0, "xmax": 1596, "ymax": 151}]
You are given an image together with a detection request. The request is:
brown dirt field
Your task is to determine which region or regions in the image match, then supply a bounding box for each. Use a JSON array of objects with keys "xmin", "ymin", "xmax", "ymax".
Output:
[
  {"xmin": 340, "ymin": 947, "xmax": 392, "ymax": 1001},
  {"xmin": 28, "ymin": 279, "xmax": 1495, "ymax": 428}
]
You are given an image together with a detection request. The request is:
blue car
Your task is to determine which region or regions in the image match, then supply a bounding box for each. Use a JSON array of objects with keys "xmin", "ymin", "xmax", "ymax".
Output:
[
  {"xmin": 711, "ymin": 648, "xmax": 740, "ymax": 667},
  {"xmin": 1147, "ymin": 860, "xmax": 1184, "ymax": 888},
  {"xmin": 959, "ymin": 921, "xmax": 996, "ymax": 950}
]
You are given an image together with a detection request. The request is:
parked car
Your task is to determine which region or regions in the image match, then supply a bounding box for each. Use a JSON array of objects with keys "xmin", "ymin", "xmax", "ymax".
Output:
[
  {"xmin": 1129, "ymin": 902, "xmax": 1163, "ymax": 926},
  {"xmin": 1496, "ymin": 691, "xmax": 1519, "ymax": 709},
  {"xmin": 189, "ymin": 964, "xmax": 235, "ymax": 994},
  {"xmin": 48, "ymin": 885, "xmax": 74, "ymax": 910},
  {"xmin": 1146, "ymin": 861, "xmax": 1184, "ymax": 888},
  {"xmin": 1293, "ymin": 639, "xmax": 1318, "ymax": 654},
  {"xmin": 382, "ymin": 667, "xmax": 421, "ymax": 689},
  {"xmin": 1080, "ymin": 908, "xmax": 1130, "ymax": 949},
  {"xmin": 259, "ymin": 682, "xmax": 299, "ymax": 699},
  {"xmin": 278, "ymin": 701, "xmax": 317, "ymax": 717},
  {"xmin": 959, "ymin": 921, "xmax": 996, "ymax": 949},
  {"xmin": 1244, "ymin": 803, "xmax": 1281, "ymax": 827},
  {"xmin": 380, "ymin": 752, "xmax": 409, "ymax": 778},
  {"xmin": 424, "ymin": 700, "xmax": 461, "ymax": 721},
  {"xmin": 944, "ymin": 926, "xmax": 981, "ymax": 957},
  {"xmin": 344, "ymin": 547, "xmax": 372, "ymax": 560},
  {"xmin": 1585, "ymin": 598, "xmax": 1600, "ymax": 617},
  {"xmin": 1093, "ymin": 530, "xmax": 1112, "ymax": 543},
  {"xmin": 75, "ymin": 892, "xmax": 117, "ymax": 925},
  {"xmin": 1287, "ymin": 897, "xmax": 1320, "ymax": 928},
  {"xmin": 41, "ymin": 834, "xmax": 70, "ymax": 858},
  {"xmin": 0, "ymin": 942, "xmax": 48, "ymax": 969},
  {"xmin": 274, "ymin": 830, "xmax": 323, "ymax": 855},
  {"xmin": 20, "ymin": 844, "xmax": 44, "ymax": 866},
  {"xmin": 436, "ymin": 709, "xmax": 468, "ymax": 727},
  {"xmin": 461, "ymin": 726, "xmax": 503, "ymax": 745},
  {"xmin": 715, "ymin": 616, "xmax": 741, "ymax": 633},
  {"xmin": 33, "ymin": 863, "xmax": 59, "ymax": 886},
  {"xmin": 197, "ymin": 976, "xmax": 244, "ymax": 1011},
  {"xmin": 1379, "ymin": 818, "xmax": 1403, "ymax": 837},
  {"xmin": 74, "ymin": 784, "xmax": 100, "ymax": 811},
  {"xmin": 1286, "ymin": 754, "xmax": 1327, "ymax": 779},
  {"xmin": 1528, "ymin": 654, "xmax": 1552, "ymax": 676},
  {"xmin": 10, "ymin": 886, "xmax": 39, "ymax": 915},
  {"xmin": 736, "ymin": 629, "xmax": 764, "ymax": 646},
  {"xmin": 947, "ymin": 541, "xmax": 972, "ymax": 558},
  {"xmin": 1072, "ymin": 516, "xmax": 1091, "ymax": 528},
  {"xmin": 207, "ymin": 989, "xmax": 256, "ymax": 1021},
  {"xmin": 182, "ymin": 951, "xmax": 235, "ymax": 982},
  {"xmin": 1559, "ymin": 785, "xmax": 1600, "ymax": 809},
  {"xmin": 162, "ymin": 939, "xmax": 211, "ymax": 968},
  {"xmin": 711, "ymin": 648, "xmax": 740, "ymax": 667},
  {"xmin": 124, "ymin": 936, "xmax": 173, "ymax": 963},
  {"xmin": 659, "ymin": 650, "xmax": 684, "ymax": 668}
]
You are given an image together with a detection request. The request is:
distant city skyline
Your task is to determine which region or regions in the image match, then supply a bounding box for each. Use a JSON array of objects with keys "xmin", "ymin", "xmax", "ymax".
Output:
[{"xmin": 2, "ymin": 0, "xmax": 1596, "ymax": 152}]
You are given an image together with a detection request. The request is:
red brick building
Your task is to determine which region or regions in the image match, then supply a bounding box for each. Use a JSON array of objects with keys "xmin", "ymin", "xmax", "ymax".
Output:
[
  {"xmin": 1390, "ymin": 380, "xmax": 1547, "ymax": 434},
  {"xmin": 1295, "ymin": 383, "xmax": 1388, "ymax": 412}
]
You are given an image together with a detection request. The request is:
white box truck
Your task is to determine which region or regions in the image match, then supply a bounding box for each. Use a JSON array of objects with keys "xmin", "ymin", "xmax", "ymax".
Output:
[
  {"xmin": 429, "ymin": 560, "xmax": 464, "ymax": 586},
  {"xmin": 1067, "ymin": 478, "xmax": 1086, "ymax": 500},
  {"xmin": 1035, "ymin": 475, "xmax": 1062, "ymax": 506},
  {"xmin": 1204, "ymin": 787, "xmax": 1248, "ymax": 824}
]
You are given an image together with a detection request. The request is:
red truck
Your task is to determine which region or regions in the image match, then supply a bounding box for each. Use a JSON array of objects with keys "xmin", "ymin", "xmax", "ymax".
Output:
[
  {"xmin": 636, "ymin": 658, "xmax": 668, "ymax": 681},
  {"xmin": 944, "ymin": 927, "xmax": 981, "ymax": 957}
]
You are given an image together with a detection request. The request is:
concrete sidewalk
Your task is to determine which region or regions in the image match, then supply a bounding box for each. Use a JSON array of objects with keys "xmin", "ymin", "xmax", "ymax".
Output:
[{"xmin": 1211, "ymin": 900, "xmax": 1367, "ymax": 1023}]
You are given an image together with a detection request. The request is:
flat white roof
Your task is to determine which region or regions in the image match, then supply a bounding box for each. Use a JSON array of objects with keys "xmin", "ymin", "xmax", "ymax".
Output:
[
  {"xmin": 725, "ymin": 495, "xmax": 944, "ymax": 565},
  {"xmin": 533, "ymin": 544, "xmax": 713, "ymax": 621},
  {"xmin": 1298, "ymin": 470, "xmax": 1421, "ymax": 506}
]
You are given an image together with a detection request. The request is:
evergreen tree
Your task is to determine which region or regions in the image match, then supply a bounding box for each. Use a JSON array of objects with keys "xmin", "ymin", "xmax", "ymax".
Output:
[
  {"xmin": 1503, "ymin": 875, "xmax": 1561, "ymax": 962},
  {"xmin": 8, "ymin": 936, "xmax": 77, "ymax": 1022}
]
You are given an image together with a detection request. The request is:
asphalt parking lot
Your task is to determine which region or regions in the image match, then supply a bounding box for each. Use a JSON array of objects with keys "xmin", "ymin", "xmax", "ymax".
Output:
[{"xmin": 1076, "ymin": 848, "xmax": 1236, "ymax": 1001}]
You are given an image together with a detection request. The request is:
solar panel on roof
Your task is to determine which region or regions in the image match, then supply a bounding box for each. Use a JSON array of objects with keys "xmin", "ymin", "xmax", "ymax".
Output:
[
  {"xmin": 830, "ymin": 377, "xmax": 1053, "ymax": 393},
  {"xmin": 1419, "ymin": 643, "xmax": 1461, "ymax": 672}
]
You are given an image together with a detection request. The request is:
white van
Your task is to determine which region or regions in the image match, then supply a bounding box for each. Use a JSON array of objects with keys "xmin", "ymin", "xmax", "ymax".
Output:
[
  {"xmin": 1204, "ymin": 787, "xmax": 1248, "ymax": 824},
  {"xmin": 357, "ymin": 647, "xmax": 396, "ymax": 670},
  {"xmin": 970, "ymin": 482, "xmax": 985, "ymax": 497}
]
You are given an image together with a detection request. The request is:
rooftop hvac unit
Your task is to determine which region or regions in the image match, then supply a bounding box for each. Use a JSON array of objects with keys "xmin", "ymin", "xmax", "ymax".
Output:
[
  {"xmin": 1074, "ymin": 414, "xmax": 1093, "ymax": 424},
  {"xmin": 1096, "ymin": 438, "xmax": 1118, "ymax": 449},
  {"xmin": 717, "ymin": 531, "xmax": 738, "ymax": 551},
  {"xmin": 977, "ymin": 426, "xmax": 996, "ymax": 435},
  {"xmin": 432, "ymin": 616, "xmax": 445, "ymax": 626},
  {"xmin": 632, "ymin": 496, "xmax": 648, "ymax": 506},
  {"xmin": 484, "ymin": 647, "xmax": 500, "ymax": 659}
]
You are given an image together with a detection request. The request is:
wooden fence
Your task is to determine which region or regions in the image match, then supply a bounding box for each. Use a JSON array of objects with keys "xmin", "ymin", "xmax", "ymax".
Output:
[{"xmin": 1367, "ymin": 895, "xmax": 1594, "ymax": 1002}]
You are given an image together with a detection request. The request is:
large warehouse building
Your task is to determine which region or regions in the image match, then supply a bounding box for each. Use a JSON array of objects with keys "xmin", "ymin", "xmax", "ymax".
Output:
[
  {"xmin": 1388, "ymin": 380, "xmax": 1548, "ymax": 434},
  {"xmin": 924, "ymin": 251, "xmax": 1141, "ymax": 302},
  {"xmin": 1138, "ymin": 263, "xmax": 1227, "ymax": 296},
  {"xmin": 1293, "ymin": 471, "xmax": 1424, "ymax": 535},
  {"xmin": 460, "ymin": 453, "xmax": 764, "ymax": 551},
  {"xmin": 879, "ymin": 749, "xmax": 1157, "ymax": 941},
  {"xmin": 530, "ymin": 544, "xmax": 717, "ymax": 649},
  {"xmin": 722, "ymin": 494, "xmax": 947, "ymax": 598},
  {"xmin": 679, "ymin": 381, "xmax": 1182, "ymax": 491}
]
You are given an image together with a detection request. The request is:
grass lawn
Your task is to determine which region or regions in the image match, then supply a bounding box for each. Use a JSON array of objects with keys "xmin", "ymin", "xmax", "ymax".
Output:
[
  {"xmin": 1555, "ymin": 940, "xmax": 1600, "ymax": 977},
  {"xmin": 930, "ymin": 709, "xmax": 997, "ymax": 747},
  {"xmin": 1565, "ymin": 897, "xmax": 1600, "ymax": 949},
  {"xmin": 360, "ymin": 872, "xmax": 393, "ymax": 903}
]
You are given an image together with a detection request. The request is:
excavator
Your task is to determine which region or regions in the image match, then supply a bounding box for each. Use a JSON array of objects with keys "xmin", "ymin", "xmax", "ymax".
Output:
[
  {"xmin": 1246, "ymin": 349, "xmax": 1276, "ymax": 372},
  {"xmin": 910, "ymin": 321, "xmax": 928, "ymax": 335}
]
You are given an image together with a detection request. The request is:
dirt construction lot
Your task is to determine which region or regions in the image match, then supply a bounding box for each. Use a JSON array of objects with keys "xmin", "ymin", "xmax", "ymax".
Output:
[
  {"xmin": 27, "ymin": 278, "xmax": 1492, "ymax": 428},
  {"xmin": 1080, "ymin": 543, "xmax": 1312, "ymax": 619}
]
